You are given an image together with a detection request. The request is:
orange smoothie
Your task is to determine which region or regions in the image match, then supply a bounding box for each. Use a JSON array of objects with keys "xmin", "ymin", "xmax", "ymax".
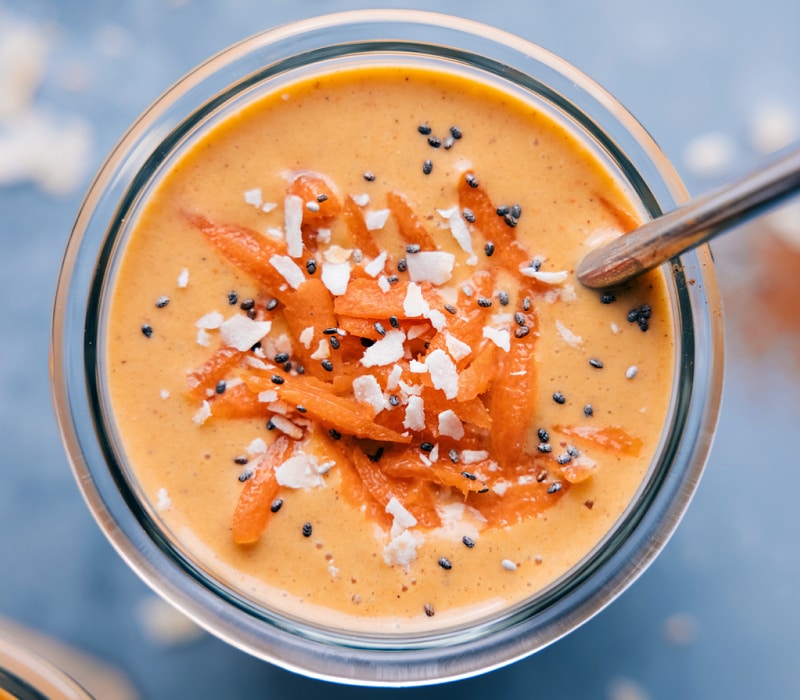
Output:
[{"xmin": 104, "ymin": 64, "xmax": 675, "ymax": 632}]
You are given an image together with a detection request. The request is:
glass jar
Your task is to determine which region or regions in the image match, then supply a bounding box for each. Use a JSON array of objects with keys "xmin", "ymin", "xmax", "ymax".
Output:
[{"xmin": 51, "ymin": 9, "xmax": 724, "ymax": 686}]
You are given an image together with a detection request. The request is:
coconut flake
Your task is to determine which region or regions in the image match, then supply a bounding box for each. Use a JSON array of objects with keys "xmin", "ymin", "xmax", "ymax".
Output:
[
  {"xmin": 443, "ymin": 208, "xmax": 475, "ymax": 259},
  {"xmin": 425, "ymin": 349, "xmax": 459, "ymax": 399},
  {"xmin": 365, "ymin": 209, "xmax": 391, "ymax": 230},
  {"xmin": 284, "ymin": 194, "xmax": 304, "ymax": 257},
  {"xmin": 482, "ymin": 326, "xmax": 510, "ymax": 352},
  {"xmin": 257, "ymin": 389, "xmax": 278, "ymax": 403},
  {"xmin": 519, "ymin": 267, "xmax": 569, "ymax": 284},
  {"xmin": 377, "ymin": 275, "xmax": 391, "ymax": 292},
  {"xmin": 220, "ymin": 315, "xmax": 272, "ymax": 351},
  {"xmin": 269, "ymin": 415, "xmax": 304, "ymax": 440},
  {"xmin": 310, "ymin": 339, "xmax": 331, "ymax": 360},
  {"xmin": 351, "ymin": 193, "xmax": 370, "ymax": 206},
  {"xmin": 323, "ymin": 245, "xmax": 352, "ymax": 264},
  {"xmin": 445, "ymin": 333, "xmax": 472, "ymax": 361},
  {"xmin": 275, "ymin": 454, "xmax": 324, "ymax": 489},
  {"xmin": 438, "ymin": 410, "xmax": 464, "ymax": 440},
  {"xmin": 364, "ymin": 251, "xmax": 388, "ymax": 277},
  {"xmin": 160, "ymin": 389, "xmax": 170, "ymax": 400},
  {"xmin": 196, "ymin": 328, "xmax": 211, "ymax": 347},
  {"xmin": 360, "ymin": 329, "xmax": 406, "ymax": 367},
  {"xmin": 406, "ymin": 251, "xmax": 455, "ymax": 285},
  {"xmin": 386, "ymin": 496, "xmax": 417, "ymax": 537},
  {"xmin": 383, "ymin": 529, "xmax": 422, "ymax": 567},
  {"xmin": 269, "ymin": 254, "xmax": 305, "ymax": 289},
  {"xmin": 403, "ymin": 395, "xmax": 426, "ymax": 431},
  {"xmin": 244, "ymin": 188, "xmax": 262, "ymax": 207},
  {"xmin": 461, "ymin": 449, "xmax": 489, "ymax": 464},
  {"xmin": 299, "ymin": 326, "xmax": 314, "ymax": 349},
  {"xmin": 247, "ymin": 438, "xmax": 267, "ymax": 455},
  {"xmin": 386, "ymin": 364, "xmax": 403, "ymax": 390},
  {"xmin": 177, "ymin": 268, "xmax": 189, "ymax": 288},
  {"xmin": 352, "ymin": 375, "xmax": 386, "ymax": 415},
  {"xmin": 156, "ymin": 488, "xmax": 172, "ymax": 511},
  {"xmin": 262, "ymin": 202, "xmax": 277, "ymax": 213},
  {"xmin": 192, "ymin": 400, "xmax": 211, "ymax": 426},
  {"xmin": 556, "ymin": 319, "xmax": 583, "ymax": 347},
  {"xmin": 195, "ymin": 310, "xmax": 223, "ymax": 329},
  {"xmin": 403, "ymin": 282, "xmax": 427, "ymax": 317},
  {"xmin": 321, "ymin": 261, "xmax": 351, "ymax": 295}
]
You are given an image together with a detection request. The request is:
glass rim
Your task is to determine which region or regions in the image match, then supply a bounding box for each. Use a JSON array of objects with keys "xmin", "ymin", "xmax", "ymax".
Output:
[{"xmin": 51, "ymin": 9, "xmax": 724, "ymax": 686}]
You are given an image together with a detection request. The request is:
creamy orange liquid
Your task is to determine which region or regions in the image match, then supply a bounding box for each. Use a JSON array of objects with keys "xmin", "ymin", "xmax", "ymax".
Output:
[{"xmin": 104, "ymin": 64, "xmax": 675, "ymax": 632}]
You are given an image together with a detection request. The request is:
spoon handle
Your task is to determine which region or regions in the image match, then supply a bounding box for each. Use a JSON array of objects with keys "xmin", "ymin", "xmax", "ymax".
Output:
[{"xmin": 576, "ymin": 144, "xmax": 800, "ymax": 288}]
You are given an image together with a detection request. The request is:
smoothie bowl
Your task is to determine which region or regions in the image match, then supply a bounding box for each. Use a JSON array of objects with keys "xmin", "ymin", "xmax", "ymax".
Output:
[{"xmin": 51, "ymin": 10, "xmax": 723, "ymax": 686}]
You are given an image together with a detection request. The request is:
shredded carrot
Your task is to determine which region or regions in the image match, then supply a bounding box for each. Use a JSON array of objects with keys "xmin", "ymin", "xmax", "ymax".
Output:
[
  {"xmin": 342, "ymin": 195, "xmax": 381, "ymax": 258},
  {"xmin": 186, "ymin": 346, "xmax": 245, "ymax": 398},
  {"xmin": 286, "ymin": 173, "xmax": 342, "ymax": 224},
  {"xmin": 555, "ymin": 425, "xmax": 643, "ymax": 456},
  {"xmin": 386, "ymin": 190, "xmax": 437, "ymax": 249}
]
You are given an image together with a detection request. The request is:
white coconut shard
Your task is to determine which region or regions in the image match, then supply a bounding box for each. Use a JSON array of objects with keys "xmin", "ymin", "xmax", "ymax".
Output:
[
  {"xmin": 406, "ymin": 251, "xmax": 455, "ymax": 285},
  {"xmin": 284, "ymin": 194, "xmax": 304, "ymax": 257},
  {"xmin": 321, "ymin": 261, "xmax": 351, "ymax": 295},
  {"xmin": 352, "ymin": 374, "xmax": 387, "ymax": 415},
  {"xmin": 364, "ymin": 250, "xmax": 388, "ymax": 277},
  {"xmin": 365, "ymin": 209, "xmax": 391, "ymax": 230},
  {"xmin": 360, "ymin": 329, "xmax": 406, "ymax": 367},
  {"xmin": 219, "ymin": 315, "xmax": 272, "ymax": 351},
  {"xmin": 425, "ymin": 349, "xmax": 459, "ymax": 399},
  {"xmin": 269, "ymin": 254, "xmax": 305, "ymax": 289},
  {"xmin": 482, "ymin": 326, "xmax": 510, "ymax": 352},
  {"xmin": 438, "ymin": 409, "xmax": 465, "ymax": 440}
]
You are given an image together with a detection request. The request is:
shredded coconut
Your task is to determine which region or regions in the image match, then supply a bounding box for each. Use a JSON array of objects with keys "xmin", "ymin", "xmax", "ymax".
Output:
[
  {"xmin": 321, "ymin": 261, "xmax": 351, "ymax": 295},
  {"xmin": 195, "ymin": 310, "xmax": 223, "ymax": 329},
  {"xmin": 556, "ymin": 319, "xmax": 582, "ymax": 347},
  {"xmin": 247, "ymin": 438, "xmax": 267, "ymax": 455},
  {"xmin": 403, "ymin": 282, "xmax": 428, "ymax": 317},
  {"xmin": 243, "ymin": 188, "xmax": 262, "ymax": 207},
  {"xmin": 386, "ymin": 364, "xmax": 403, "ymax": 390},
  {"xmin": 299, "ymin": 326, "xmax": 314, "ymax": 349},
  {"xmin": 425, "ymin": 349, "xmax": 459, "ymax": 399},
  {"xmin": 519, "ymin": 267, "xmax": 569, "ymax": 284},
  {"xmin": 192, "ymin": 400, "xmax": 211, "ymax": 426},
  {"xmin": 310, "ymin": 339, "xmax": 331, "ymax": 360},
  {"xmin": 383, "ymin": 529, "xmax": 422, "ymax": 567},
  {"xmin": 323, "ymin": 245, "xmax": 352, "ymax": 264},
  {"xmin": 364, "ymin": 250, "xmax": 388, "ymax": 277},
  {"xmin": 269, "ymin": 254, "xmax": 305, "ymax": 289},
  {"xmin": 360, "ymin": 329, "xmax": 406, "ymax": 367},
  {"xmin": 403, "ymin": 395, "xmax": 426, "ymax": 431},
  {"xmin": 351, "ymin": 193, "xmax": 370, "ymax": 206},
  {"xmin": 482, "ymin": 326, "xmax": 510, "ymax": 352},
  {"xmin": 156, "ymin": 487, "xmax": 172, "ymax": 511},
  {"xmin": 177, "ymin": 268, "xmax": 189, "ymax": 288},
  {"xmin": 365, "ymin": 208, "xmax": 391, "ymax": 230},
  {"xmin": 257, "ymin": 389, "xmax": 278, "ymax": 403},
  {"xmin": 386, "ymin": 497, "xmax": 417, "ymax": 537},
  {"xmin": 445, "ymin": 333, "xmax": 472, "ymax": 361},
  {"xmin": 219, "ymin": 315, "xmax": 272, "ymax": 351},
  {"xmin": 160, "ymin": 389, "xmax": 170, "ymax": 400},
  {"xmin": 283, "ymin": 194, "xmax": 304, "ymax": 257},
  {"xmin": 269, "ymin": 415, "xmax": 304, "ymax": 440},
  {"xmin": 196, "ymin": 328, "xmax": 211, "ymax": 347},
  {"xmin": 461, "ymin": 449, "xmax": 489, "ymax": 464},
  {"xmin": 352, "ymin": 374, "xmax": 386, "ymax": 415},
  {"xmin": 275, "ymin": 454, "xmax": 324, "ymax": 488},
  {"xmin": 406, "ymin": 251, "xmax": 455, "ymax": 285},
  {"xmin": 438, "ymin": 409, "xmax": 464, "ymax": 440}
]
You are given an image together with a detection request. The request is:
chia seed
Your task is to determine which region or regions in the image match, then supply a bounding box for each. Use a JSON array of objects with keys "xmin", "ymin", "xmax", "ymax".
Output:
[
  {"xmin": 306, "ymin": 259, "xmax": 317, "ymax": 275},
  {"xmin": 497, "ymin": 290, "xmax": 510, "ymax": 306},
  {"xmin": 215, "ymin": 380, "xmax": 226, "ymax": 394},
  {"xmin": 283, "ymin": 361, "xmax": 292, "ymax": 372},
  {"xmin": 450, "ymin": 125, "xmax": 463, "ymax": 139},
  {"xmin": 424, "ymin": 603, "xmax": 435, "ymax": 617},
  {"xmin": 463, "ymin": 208, "xmax": 476, "ymax": 223},
  {"xmin": 427, "ymin": 135, "xmax": 441, "ymax": 148},
  {"xmin": 484, "ymin": 242, "xmax": 495, "ymax": 257},
  {"xmin": 306, "ymin": 200, "xmax": 320, "ymax": 212},
  {"xmin": 302, "ymin": 522, "xmax": 312, "ymax": 538},
  {"xmin": 321, "ymin": 359, "xmax": 334, "ymax": 372},
  {"xmin": 584, "ymin": 404, "xmax": 594, "ymax": 416},
  {"xmin": 514, "ymin": 326, "xmax": 530, "ymax": 338},
  {"xmin": 388, "ymin": 394, "xmax": 400, "ymax": 407},
  {"xmin": 444, "ymin": 303, "xmax": 457, "ymax": 314},
  {"xmin": 503, "ymin": 213, "xmax": 518, "ymax": 228},
  {"xmin": 567, "ymin": 445, "xmax": 580, "ymax": 457},
  {"xmin": 465, "ymin": 173, "xmax": 479, "ymax": 188},
  {"xmin": 514, "ymin": 311, "xmax": 526, "ymax": 326},
  {"xmin": 233, "ymin": 455, "xmax": 248, "ymax": 465},
  {"xmin": 405, "ymin": 243, "xmax": 421, "ymax": 254},
  {"xmin": 529, "ymin": 258, "xmax": 542, "ymax": 271},
  {"xmin": 317, "ymin": 193, "xmax": 328, "ymax": 202},
  {"xmin": 547, "ymin": 482, "xmax": 563, "ymax": 494},
  {"xmin": 155, "ymin": 295, "xmax": 169, "ymax": 308},
  {"xmin": 374, "ymin": 322, "xmax": 386, "ymax": 336},
  {"xmin": 386, "ymin": 275, "xmax": 399, "ymax": 285},
  {"xmin": 443, "ymin": 136, "xmax": 455, "ymax": 149},
  {"xmin": 389, "ymin": 315, "xmax": 399, "ymax": 329},
  {"xmin": 270, "ymin": 498, "xmax": 283, "ymax": 513},
  {"xmin": 270, "ymin": 375, "xmax": 285, "ymax": 385},
  {"xmin": 266, "ymin": 297, "xmax": 279, "ymax": 311},
  {"xmin": 141, "ymin": 324, "xmax": 153, "ymax": 338},
  {"xmin": 417, "ymin": 123, "xmax": 432, "ymax": 135},
  {"xmin": 462, "ymin": 535, "xmax": 475, "ymax": 548},
  {"xmin": 477, "ymin": 296, "xmax": 492, "ymax": 308},
  {"xmin": 274, "ymin": 352, "xmax": 290, "ymax": 364},
  {"xmin": 438, "ymin": 557, "xmax": 452, "ymax": 570},
  {"xmin": 537, "ymin": 429, "xmax": 549, "ymax": 442},
  {"xmin": 295, "ymin": 364, "xmax": 305, "ymax": 375},
  {"xmin": 600, "ymin": 293, "xmax": 616, "ymax": 304},
  {"xmin": 422, "ymin": 159, "xmax": 433, "ymax": 175},
  {"xmin": 329, "ymin": 335, "xmax": 340, "ymax": 350},
  {"xmin": 553, "ymin": 391, "xmax": 566, "ymax": 404},
  {"xmin": 227, "ymin": 290, "xmax": 238, "ymax": 305},
  {"xmin": 237, "ymin": 469, "xmax": 253, "ymax": 482},
  {"xmin": 397, "ymin": 258, "xmax": 408, "ymax": 272},
  {"xmin": 420, "ymin": 441, "xmax": 434, "ymax": 453},
  {"xmin": 496, "ymin": 205, "xmax": 510, "ymax": 216},
  {"xmin": 240, "ymin": 298, "xmax": 255, "ymax": 311},
  {"xmin": 323, "ymin": 327, "xmax": 339, "ymax": 335},
  {"xmin": 626, "ymin": 365, "xmax": 638, "ymax": 379},
  {"xmin": 510, "ymin": 203, "xmax": 522, "ymax": 219},
  {"xmin": 360, "ymin": 337, "xmax": 375, "ymax": 348},
  {"xmin": 363, "ymin": 170, "xmax": 376, "ymax": 181},
  {"xmin": 448, "ymin": 449, "xmax": 459, "ymax": 464},
  {"xmin": 329, "ymin": 428, "xmax": 342, "ymax": 440},
  {"xmin": 461, "ymin": 471, "xmax": 477, "ymax": 480},
  {"xmin": 296, "ymin": 405, "xmax": 307, "ymax": 413},
  {"xmin": 537, "ymin": 443, "xmax": 553, "ymax": 453},
  {"xmin": 246, "ymin": 307, "xmax": 257, "ymax": 319},
  {"xmin": 522, "ymin": 297, "xmax": 531, "ymax": 312},
  {"xmin": 589, "ymin": 358, "xmax": 604, "ymax": 369},
  {"xmin": 368, "ymin": 446, "xmax": 384, "ymax": 463}
]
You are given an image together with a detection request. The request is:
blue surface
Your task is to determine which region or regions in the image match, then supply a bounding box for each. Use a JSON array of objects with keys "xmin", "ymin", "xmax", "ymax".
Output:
[{"xmin": 1, "ymin": 1, "xmax": 799, "ymax": 698}]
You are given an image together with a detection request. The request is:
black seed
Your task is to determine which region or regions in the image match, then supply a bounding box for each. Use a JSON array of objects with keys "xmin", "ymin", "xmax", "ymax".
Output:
[
  {"xmin": 639, "ymin": 304, "xmax": 652, "ymax": 319},
  {"xmin": 295, "ymin": 365, "xmax": 305, "ymax": 375},
  {"xmin": 360, "ymin": 337, "xmax": 375, "ymax": 347},
  {"xmin": 323, "ymin": 327, "xmax": 339, "ymax": 335},
  {"xmin": 553, "ymin": 392, "xmax": 566, "ymax": 404},
  {"xmin": 266, "ymin": 419, "xmax": 275, "ymax": 430},
  {"xmin": 302, "ymin": 522, "xmax": 313, "ymax": 537},
  {"xmin": 321, "ymin": 359, "xmax": 334, "ymax": 372},
  {"xmin": 638, "ymin": 317, "xmax": 650, "ymax": 332},
  {"xmin": 463, "ymin": 208, "xmax": 476, "ymax": 223},
  {"xmin": 418, "ymin": 122, "xmax": 432, "ymax": 135},
  {"xmin": 422, "ymin": 159, "xmax": 433, "ymax": 175},
  {"xmin": 503, "ymin": 213, "xmax": 518, "ymax": 228},
  {"xmin": 368, "ymin": 446, "xmax": 385, "ymax": 463},
  {"xmin": 329, "ymin": 335, "xmax": 340, "ymax": 350},
  {"xmin": 536, "ymin": 469, "xmax": 548, "ymax": 482},
  {"xmin": 389, "ymin": 315, "xmax": 399, "ymax": 329},
  {"xmin": 271, "ymin": 374, "xmax": 285, "ymax": 385},
  {"xmin": 306, "ymin": 259, "xmax": 317, "ymax": 275},
  {"xmin": 465, "ymin": 173, "xmax": 479, "ymax": 188},
  {"xmin": 215, "ymin": 380, "xmax": 227, "ymax": 395},
  {"xmin": 511, "ymin": 204, "xmax": 522, "ymax": 219},
  {"xmin": 567, "ymin": 445, "xmax": 580, "ymax": 457},
  {"xmin": 424, "ymin": 603, "xmax": 435, "ymax": 617},
  {"xmin": 600, "ymin": 293, "xmax": 616, "ymax": 304},
  {"xmin": 450, "ymin": 125, "xmax": 463, "ymax": 139},
  {"xmin": 228, "ymin": 290, "xmax": 238, "ymax": 305},
  {"xmin": 444, "ymin": 303, "xmax": 456, "ymax": 314},
  {"xmin": 388, "ymin": 394, "xmax": 400, "ymax": 407},
  {"xmin": 374, "ymin": 322, "xmax": 386, "ymax": 336},
  {"xmin": 363, "ymin": 170, "xmax": 376, "ymax": 182},
  {"xmin": 626, "ymin": 308, "xmax": 641, "ymax": 323},
  {"xmin": 427, "ymin": 135, "xmax": 441, "ymax": 148},
  {"xmin": 547, "ymin": 482, "xmax": 563, "ymax": 494},
  {"xmin": 462, "ymin": 535, "xmax": 475, "ymax": 548},
  {"xmin": 484, "ymin": 242, "xmax": 495, "ymax": 257},
  {"xmin": 246, "ymin": 308, "xmax": 257, "ymax": 319},
  {"xmin": 529, "ymin": 258, "xmax": 542, "ymax": 271},
  {"xmin": 557, "ymin": 453, "xmax": 572, "ymax": 465},
  {"xmin": 477, "ymin": 486, "xmax": 489, "ymax": 494},
  {"xmin": 537, "ymin": 443, "xmax": 553, "ymax": 453},
  {"xmin": 270, "ymin": 498, "xmax": 283, "ymax": 513},
  {"xmin": 584, "ymin": 404, "xmax": 594, "ymax": 417},
  {"xmin": 316, "ymin": 193, "xmax": 328, "ymax": 203},
  {"xmin": 438, "ymin": 557, "xmax": 453, "ymax": 570},
  {"xmin": 420, "ymin": 442, "xmax": 434, "ymax": 453},
  {"xmin": 329, "ymin": 428, "xmax": 342, "ymax": 440},
  {"xmin": 514, "ymin": 311, "xmax": 526, "ymax": 326},
  {"xmin": 522, "ymin": 297, "xmax": 531, "ymax": 311},
  {"xmin": 406, "ymin": 243, "xmax": 421, "ymax": 254},
  {"xmin": 387, "ymin": 275, "xmax": 399, "ymax": 285},
  {"xmin": 496, "ymin": 205, "xmax": 510, "ymax": 216},
  {"xmin": 240, "ymin": 298, "xmax": 255, "ymax": 311},
  {"xmin": 443, "ymin": 136, "xmax": 455, "ymax": 149},
  {"xmin": 589, "ymin": 358, "xmax": 604, "ymax": 369},
  {"xmin": 251, "ymin": 341, "xmax": 263, "ymax": 351},
  {"xmin": 477, "ymin": 296, "xmax": 492, "ymax": 308},
  {"xmin": 141, "ymin": 324, "xmax": 153, "ymax": 338},
  {"xmin": 237, "ymin": 469, "xmax": 253, "ymax": 482},
  {"xmin": 274, "ymin": 352, "xmax": 290, "ymax": 364},
  {"xmin": 461, "ymin": 471, "xmax": 477, "ymax": 480},
  {"xmin": 155, "ymin": 295, "xmax": 169, "ymax": 308},
  {"xmin": 514, "ymin": 326, "xmax": 530, "ymax": 339},
  {"xmin": 266, "ymin": 297, "xmax": 279, "ymax": 311},
  {"xmin": 397, "ymin": 258, "xmax": 408, "ymax": 272},
  {"xmin": 448, "ymin": 449, "xmax": 459, "ymax": 464},
  {"xmin": 296, "ymin": 405, "xmax": 307, "ymax": 413},
  {"xmin": 283, "ymin": 361, "xmax": 292, "ymax": 372},
  {"xmin": 497, "ymin": 290, "xmax": 509, "ymax": 306},
  {"xmin": 537, "ymin": 428, "xmax": 549, "ymax": 442},
  {"xmin": 233, "ymin": 455, "xmax": 248, "ymax": 465}
]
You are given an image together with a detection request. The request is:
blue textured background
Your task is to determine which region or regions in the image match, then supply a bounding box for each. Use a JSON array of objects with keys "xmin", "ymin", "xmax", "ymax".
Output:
[{"xmin": 1, "ymin": 1, "xmax": 799, "ymax": 698}]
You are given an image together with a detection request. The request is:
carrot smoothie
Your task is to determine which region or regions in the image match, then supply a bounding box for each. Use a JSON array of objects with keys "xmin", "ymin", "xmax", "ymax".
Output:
[{"xmin": 103, "ymin": 63, "xmax": 675, "ymax": 632}]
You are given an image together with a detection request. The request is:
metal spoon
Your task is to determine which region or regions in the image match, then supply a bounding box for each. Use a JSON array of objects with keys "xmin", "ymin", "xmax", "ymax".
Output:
[{"xmin": 576, "ymin": 143, "xmax": 800, "ymax": 289}]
